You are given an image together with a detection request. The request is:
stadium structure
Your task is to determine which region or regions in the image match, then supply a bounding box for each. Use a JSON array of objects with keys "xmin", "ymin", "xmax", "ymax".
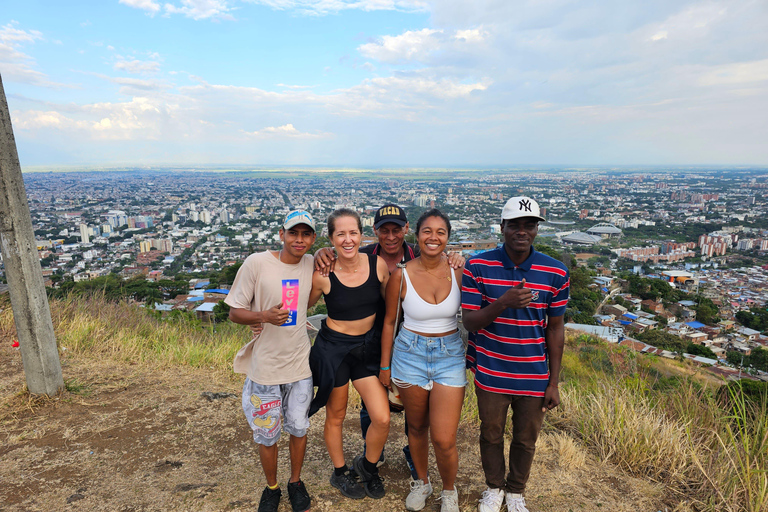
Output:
[
  {"xmin": 586, "ymin": 223, "xmax": 623, "ymax": 238},
  {"xmin": 560, "ymin": 232, "xmax": 603, "ymax": 246}
]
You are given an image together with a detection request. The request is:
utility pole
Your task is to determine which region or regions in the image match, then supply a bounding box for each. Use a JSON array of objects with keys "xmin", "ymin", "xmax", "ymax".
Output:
[{"xmin": 0, "ymin": 74, "xmax": 64, "ymax": 395}]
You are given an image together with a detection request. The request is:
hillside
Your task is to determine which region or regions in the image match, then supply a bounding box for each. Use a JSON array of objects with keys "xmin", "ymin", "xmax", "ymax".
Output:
[{"xmin": 1, "ymin": 297, "xmax": 765, "ymax": 511}]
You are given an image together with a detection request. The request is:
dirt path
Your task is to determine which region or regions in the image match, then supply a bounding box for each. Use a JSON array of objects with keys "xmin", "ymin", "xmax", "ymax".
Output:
[{"xmin": 0, "ymin": 342, "xmax": 670, "ymax": 512}]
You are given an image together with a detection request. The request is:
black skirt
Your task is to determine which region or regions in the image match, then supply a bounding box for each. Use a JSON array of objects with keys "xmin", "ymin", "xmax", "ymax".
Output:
[{"xmin": 308, "ymin": 319, "xmax": 381, "ymax": 417}]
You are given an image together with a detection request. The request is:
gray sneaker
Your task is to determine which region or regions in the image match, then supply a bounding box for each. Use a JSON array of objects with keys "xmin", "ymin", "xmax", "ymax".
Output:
[
  {"xmin": 405, "ymin": 479, "xmax": 433, "ymax": 511},
  {"xmin": 440, "ymin": 489, "xmax": 459, "ymax": 512}
]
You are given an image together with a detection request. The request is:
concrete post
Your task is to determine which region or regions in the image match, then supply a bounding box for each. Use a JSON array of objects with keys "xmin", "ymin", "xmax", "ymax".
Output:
[{"xmin": 0, "ymin": 74, "xmax": 64, "ymax": 395}]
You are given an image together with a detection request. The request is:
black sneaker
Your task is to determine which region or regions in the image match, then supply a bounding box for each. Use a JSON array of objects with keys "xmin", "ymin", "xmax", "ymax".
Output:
[
  {"xmin": 257, "ymin": 486, "xmax": 281, "ymax": 512},
  {"xmin": 287, "ymin": 480, "xmax": 311, "ymax": 512},
  {"xmin": 329, "ymin": 467, "xmax": 365, "ymax": 500},
  {"xmin": 353, "ymin": 455, "xmax": 386, "ymax": 499},
  {"xmin": 363, "ymin": 444, "xmax": 386, "ymax": 467}
]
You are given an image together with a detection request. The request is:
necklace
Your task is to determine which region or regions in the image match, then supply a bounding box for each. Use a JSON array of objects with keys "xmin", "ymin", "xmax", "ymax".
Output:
[
  {"xmin": 337, "ymin": 254, "xmax": 362, "ymax": 273},
  {"xmin": 420, "ymin": 258, "xmax": 451, "ymax": 282}
]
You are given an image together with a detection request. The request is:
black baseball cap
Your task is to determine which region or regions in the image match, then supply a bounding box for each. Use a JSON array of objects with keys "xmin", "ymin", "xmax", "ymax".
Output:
[{"xmin": 374, "ymin": 204, "xmax": 407, "ymax": 229}]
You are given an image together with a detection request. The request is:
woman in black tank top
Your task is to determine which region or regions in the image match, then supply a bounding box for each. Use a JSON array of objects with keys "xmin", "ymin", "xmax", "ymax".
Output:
[{"xmin": 307, "ymin": 209, "xmax": 391, "ymax": 500}]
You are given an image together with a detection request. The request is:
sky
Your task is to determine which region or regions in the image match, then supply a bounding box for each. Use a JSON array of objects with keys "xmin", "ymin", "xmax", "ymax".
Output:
[{"xmin": 1, "ymin": 0, "xmax": 767, "ymax": 167}]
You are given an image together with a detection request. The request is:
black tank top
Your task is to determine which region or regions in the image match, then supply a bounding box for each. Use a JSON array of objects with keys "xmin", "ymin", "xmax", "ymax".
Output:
[{"xmin": 325, "ymin": 254, "xmax": 381, "ymax": 321}]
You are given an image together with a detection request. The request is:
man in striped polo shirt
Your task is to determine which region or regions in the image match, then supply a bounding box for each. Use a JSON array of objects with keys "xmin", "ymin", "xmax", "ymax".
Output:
[{"xmin": 461, "ymin": 196, "xmax": 569, "ymax": 512}]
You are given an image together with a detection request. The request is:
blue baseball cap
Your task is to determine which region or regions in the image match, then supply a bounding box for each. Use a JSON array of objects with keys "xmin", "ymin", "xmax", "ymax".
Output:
[{"xmin": 283, "ymin": 210, "xmax": 315, "ymax": 231}]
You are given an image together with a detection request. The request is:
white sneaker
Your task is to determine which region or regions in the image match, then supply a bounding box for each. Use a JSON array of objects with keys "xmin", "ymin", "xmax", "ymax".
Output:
[
  {"xmin": 405, "ymin": 479, "xmax": 433, "ymax": 511},
  {"xmin": 505, "ymin": 492, "xmax": 529, "ymax": 512},
  {"xmin": 440, "ymin": 489, "xmax": 460, "ymax": 512},
  {"xmin": 477, "ymin": 487, "xmax": 504, "ymax": 512}
]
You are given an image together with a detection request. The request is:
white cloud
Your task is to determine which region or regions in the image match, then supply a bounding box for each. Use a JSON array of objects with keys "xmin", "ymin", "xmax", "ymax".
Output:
[
  {"xmin": 180, "ymin": 74, "xmax": 490, "ymax": 122},
  {"xmin": 11, "ymin": 110, "xmax": 73, "ymax": 130},
  {"xmin": 359, "ymin": 29, "xmax": 442, "ymax": 63},
  {"xmin": 358, "ymin": 75, "xmax": 488, "ymax": 100},
  {"xmin": 114, "ymin": 58, "xmax": 161, "ymax": 74},
  {"xmin": 697, "ymin": 59, "xmax": 768, "ymax": 87},
  {"xmin": 243, "ymin": 123, "xmax": 330, "ymax": 138},
  {"xmin": 13, "ymin": 97, "xmax": 175, "ymax": 141},
  {"xmin": 0, "ymin": 22, "xmax": 65, "ymax": 87},
  {"xmin": 0, "ymin": 22, "xmax": 43, "ymax": 44},
  {"xmin": 83, "ymin": 70, "xmax": 171, "ymax": 93},
  {"xmin": 164, "ymin": 0, "xmax": 234, "ymax": 20},
  {"xmin": 85, "ymin": 97, "xmax": 168, "ymax": 139},
  {"xmin": 119, "ymin": 0, "xmax": 162, "ymax": 14},
  {"xmin": 244, "ymin": 0, "xmax": 427, "ymax": 16},
  {"xmin": 454, "ymin": 28, "xmax": 486, "ymax": 43},
  {"xmin": 11, "ymin": 0, "xmax": 768, "ymax": 165},
  {"xmin": 638, "ymin": 2, "xmax": 727, "ymax": 48},
  {"xmin": 110, "ymin": 76, "xmax": 169, "ymax": 91},
  {"xmin": 276, "ymin": 83, "xmax": 316, "ymax": 89},
  {"xmin": 125, "ymin": 0, "xmax": 426, "ymax": 19},
  {"xmin": 358, "ymin": 27, "xmax": 488, "ymax": 64}
]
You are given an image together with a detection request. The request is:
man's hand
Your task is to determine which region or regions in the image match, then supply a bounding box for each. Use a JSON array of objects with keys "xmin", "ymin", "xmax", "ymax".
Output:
[
  {"xmin": 499, "ymin": 279, "xmax": 533, "ymax": 309},
  {"xmin": 250, "ymin": 323, "xmax": 264, "ymax": 337},
  {"xmin": 446, "ymin": 251, "xmax": 465, "ymax": 269},
  {"xmin": 263, "ymin": 302, "xmax": 290, "ymax": 326},
  {"xmin": 313, "ymin": 247, "xmax": 336, "ymax": 277},
  {"xmin": 542, "ymin": 383, "xmax": 560, "ymax": 412}
]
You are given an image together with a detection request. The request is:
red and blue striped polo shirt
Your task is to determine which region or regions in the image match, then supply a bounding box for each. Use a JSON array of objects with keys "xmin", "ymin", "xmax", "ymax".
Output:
[{"xmin": 461, "ymin": 246, "xmax": 570, "ymax": 397}]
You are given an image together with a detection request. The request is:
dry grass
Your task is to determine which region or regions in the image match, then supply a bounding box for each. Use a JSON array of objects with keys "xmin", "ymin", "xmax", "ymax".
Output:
[
  {"xmin": 544, "ymin": 335, "xmax": 768, "ymax": 512},
  {"xmin": 2, "ymin": 295, "xmax": 250, "ymax": 375},
  {"xmin": 2, "ymin": 298, "xmax": 766, "ymax": 511},
  {"xmin": 561, "ymin": 382, "xmax": 696, "ymax": 488},
  {"xmin": 538, "ymin": 431, "xmax": 588, "ymax": 470},
  {"xmin": 688, "ymin": 387, "xmax": 768, "ymax": 512}
]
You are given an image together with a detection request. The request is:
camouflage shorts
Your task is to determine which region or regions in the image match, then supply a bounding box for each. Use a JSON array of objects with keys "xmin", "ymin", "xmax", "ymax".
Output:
[{"xmin": 241, "ymin": 376, "xmax": 312, "ymax": 446}]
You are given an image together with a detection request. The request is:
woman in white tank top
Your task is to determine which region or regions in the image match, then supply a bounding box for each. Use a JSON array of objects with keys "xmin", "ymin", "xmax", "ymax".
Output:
[{"xmin": 379, "ymin": 209, "xmax": 466, "ymax": 512}]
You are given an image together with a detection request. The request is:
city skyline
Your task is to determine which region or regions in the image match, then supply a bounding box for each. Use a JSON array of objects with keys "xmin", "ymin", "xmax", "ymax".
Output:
[{"xmin": 2, "ymin": 1, "xmax": 768, "ymax": 167}]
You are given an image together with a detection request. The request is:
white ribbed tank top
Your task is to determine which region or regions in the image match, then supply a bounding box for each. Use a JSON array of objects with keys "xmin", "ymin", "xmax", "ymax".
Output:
[{"xmin": 401, "ymin": 267, "xmax": 460, "ymax": 333}]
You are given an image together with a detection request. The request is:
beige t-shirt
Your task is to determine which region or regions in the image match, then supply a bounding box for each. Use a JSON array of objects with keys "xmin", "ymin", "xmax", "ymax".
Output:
[{"xmin": 224, "ymin": 251, "xmax": 314, "ymax": 385}]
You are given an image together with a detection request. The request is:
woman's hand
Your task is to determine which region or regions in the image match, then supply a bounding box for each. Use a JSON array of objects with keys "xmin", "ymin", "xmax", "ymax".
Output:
[
  {"xmin": 379, "ymin": 369, "xmax": 391, "ymax": 390},
  {"xmin": 250, "ymin": 322, "xmax": 264, "ymax": 337}
]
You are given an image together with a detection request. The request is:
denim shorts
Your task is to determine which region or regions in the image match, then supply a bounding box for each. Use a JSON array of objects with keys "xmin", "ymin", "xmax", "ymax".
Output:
[{"xmin": 391, "ymin": 327, "xmax": 467, "ymax": 391}]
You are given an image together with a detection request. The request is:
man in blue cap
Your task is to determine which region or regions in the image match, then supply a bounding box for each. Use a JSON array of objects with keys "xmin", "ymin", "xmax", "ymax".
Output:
[{"xmin": 226, "ymin": 210, "xmax": 317, "ymax": 512}]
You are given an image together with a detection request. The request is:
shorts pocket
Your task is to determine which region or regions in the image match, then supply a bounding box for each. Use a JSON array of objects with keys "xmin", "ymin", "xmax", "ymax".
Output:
[
  {"xmin": 444, "ymin": 337, "xmax": 466, "ymax": 357},
  {"xmin": 394, "ymin": 333, "xmax": 413, "ymax": 353}
]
